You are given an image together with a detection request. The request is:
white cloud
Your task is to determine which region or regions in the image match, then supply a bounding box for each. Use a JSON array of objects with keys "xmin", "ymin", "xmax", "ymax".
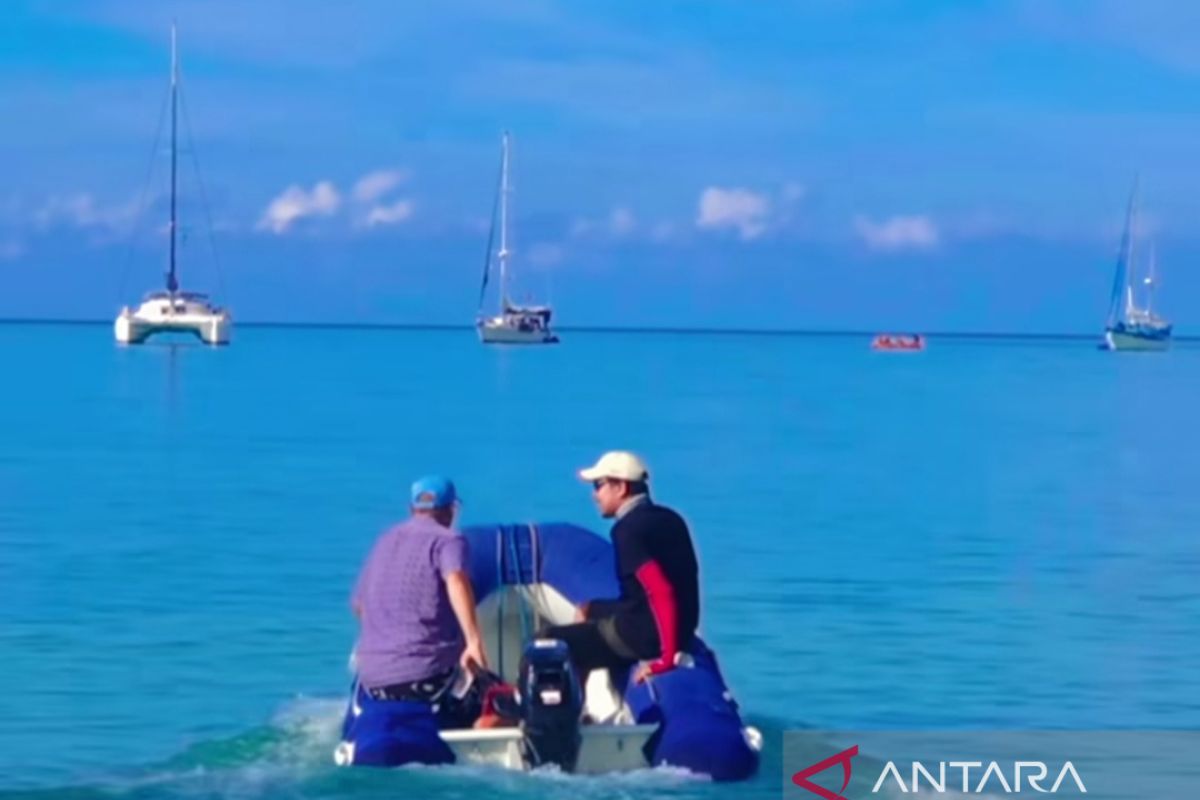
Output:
[
  {"xmin": 775, "ymin": 182, "xmax": 807, "ymax": 229},
  {"xmin": 351, "ymin": 168, "xmax": 415, "ymax": 229},
  {"xmin": 570, "ymin": 205, "xmax": 638, "ymax": 239},
  {"xmin": 696, "ymin": 187, "xmax": 770, "ymax": 240},
  {"xmin": 257, "ymin": 181, "xmax": 341, "ymax": 234},
  {"xmin": 353, "ymin": 169, "xmax": 408, "ymax": 204},
  {"xmin": 35, "ymin": 193, "xmax": 140, "ymax": 232},
  {"xmin": 609, "ymin": 206, "xmax": 636, "ymax": 236},
  {"xmin": 855, "ymin": 215, "xmax": 940, "ymax": 252},
  {"xmin": 364, "ymin": 199, "xmax": 415, "ymax": 228},
  {"xmin": 257, "ymin": 171, "xmax": 414, "ymax": 233},
  {"xmin": 527, "ymin": 242, "xmax": 566, "ymax": 267}
]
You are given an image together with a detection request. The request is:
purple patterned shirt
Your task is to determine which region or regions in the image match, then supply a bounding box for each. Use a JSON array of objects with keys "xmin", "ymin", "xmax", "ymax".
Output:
[{"xmin": 351, "ymin": 516, "xmax": 468, "ymax": 687}]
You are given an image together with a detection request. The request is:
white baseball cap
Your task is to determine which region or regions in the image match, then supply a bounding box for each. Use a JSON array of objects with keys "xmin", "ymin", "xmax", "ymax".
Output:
[{"xmin": 578, "ymin": 451, "xmax": 650, "ymax": 483}]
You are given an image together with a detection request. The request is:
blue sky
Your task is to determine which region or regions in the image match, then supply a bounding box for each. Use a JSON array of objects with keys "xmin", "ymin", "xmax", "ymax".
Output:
[{"xmin": 2, "ymin": 0, "xmax": 1199, "ymax": 332}]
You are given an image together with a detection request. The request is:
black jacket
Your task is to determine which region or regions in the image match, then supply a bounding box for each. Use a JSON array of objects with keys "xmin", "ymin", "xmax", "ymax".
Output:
[{"xmin": 587, "ymin": 500, "xmax": 700, "ymax": 658}]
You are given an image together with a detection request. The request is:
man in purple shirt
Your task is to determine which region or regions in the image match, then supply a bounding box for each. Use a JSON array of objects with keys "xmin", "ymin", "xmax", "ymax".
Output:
[{"xmin": 350, "ymin": 475, "xmax": 487, "ymax": 703}]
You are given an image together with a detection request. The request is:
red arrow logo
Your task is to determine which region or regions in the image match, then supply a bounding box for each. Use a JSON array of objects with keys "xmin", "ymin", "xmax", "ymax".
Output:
[{"xmin": 792, "ymin": 745, "xmax": 860, "ymax": 800}]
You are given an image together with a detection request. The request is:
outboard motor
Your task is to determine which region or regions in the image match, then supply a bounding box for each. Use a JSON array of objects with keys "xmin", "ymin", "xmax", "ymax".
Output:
[{"xmin": 517, "ymin": 639, "xmax": 583, "ymax": 771}]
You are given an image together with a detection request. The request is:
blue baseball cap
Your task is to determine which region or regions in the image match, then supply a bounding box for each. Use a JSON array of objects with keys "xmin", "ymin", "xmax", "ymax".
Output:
[{"xmin": 411, "ymin": 475, "xmax": 459, "ymax": 510}]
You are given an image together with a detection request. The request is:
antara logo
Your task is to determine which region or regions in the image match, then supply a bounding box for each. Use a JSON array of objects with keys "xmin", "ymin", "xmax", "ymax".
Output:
[
  {"xmin": 871, "ymin": 760, "xmax": 1087, "ymax": 794},
  {"xmin": 791, "ymin": 747, "xmax": 1088, "ymax": 797},
  {"xmin": 792, "ymin": 745, "xmax": 859, "ymax": 800}
]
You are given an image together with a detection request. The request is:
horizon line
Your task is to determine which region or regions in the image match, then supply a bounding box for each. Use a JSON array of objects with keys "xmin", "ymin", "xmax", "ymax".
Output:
[{"xmin": 0, "ymin": 316, "xmax": 1195, "ymax": 341}]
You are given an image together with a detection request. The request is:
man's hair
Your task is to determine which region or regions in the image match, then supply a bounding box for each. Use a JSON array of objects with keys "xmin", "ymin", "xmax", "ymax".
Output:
[{"xmin": 624, "ymin": 479, "xmax": 649, "ymax": 497}]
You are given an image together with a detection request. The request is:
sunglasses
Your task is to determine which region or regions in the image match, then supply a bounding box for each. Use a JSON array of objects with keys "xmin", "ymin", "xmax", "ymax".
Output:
[{"xmin": 592, "ymin": 479, "xmax": 610, "ymax": 490}]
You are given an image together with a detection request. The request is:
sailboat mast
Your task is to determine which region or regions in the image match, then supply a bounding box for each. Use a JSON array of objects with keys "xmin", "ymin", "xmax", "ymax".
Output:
[
  {"xmin": 167, "ymin": 23, "xmax": 179, "ymax": 295},
  {"xmin": 498, "ymin": 131, "xmax": 510, "ymax": 309},
  {"xmin": 1146, "ymin": 240, "xmax": 1157, "ymax": 315},
  {"xmin": 1126, "ymin": 185, "xmax": 1139, "ymax": 317}
]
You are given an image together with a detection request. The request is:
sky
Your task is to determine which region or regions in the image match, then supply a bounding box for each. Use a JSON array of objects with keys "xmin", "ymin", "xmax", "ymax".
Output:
[{"xmin": 2, "ymin": 0, "xmax": 1199, "ymax": 332}]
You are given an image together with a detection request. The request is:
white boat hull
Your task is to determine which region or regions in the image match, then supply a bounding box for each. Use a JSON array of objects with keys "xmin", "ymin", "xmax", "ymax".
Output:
[
  {"xmin": 115, "ymin": 298, "xmax": 232, "ymax": 345},
  {"xmin": 477, "ymin": 319, "xmax": 559, "ymax": 345},
  {"xmin": 438, "ymin": 723, "xmax": 659, "ymax": 773},
  {"xmin": 1103, "ymin": 330, "xmax": 1170, "ymax": 352}
]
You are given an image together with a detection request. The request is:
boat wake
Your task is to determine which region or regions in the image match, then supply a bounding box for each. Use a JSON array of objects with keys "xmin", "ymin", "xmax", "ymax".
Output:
[{"xmin": 5, "ymin": 698, "xmax": 789, "ymax": 800}]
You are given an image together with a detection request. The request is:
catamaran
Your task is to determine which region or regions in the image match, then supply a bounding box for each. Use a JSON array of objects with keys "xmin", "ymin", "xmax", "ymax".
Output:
[
  {"xmin": 475, "ymin": 133, "xmax": 558, "ymax": 345},
  {"xmin": 115, "ymin": 24, "xmax": 231, "ymax": 346},
  {"xmin": 1102, "ymin": 179, "xmax": 1170, "ymax": 351}
]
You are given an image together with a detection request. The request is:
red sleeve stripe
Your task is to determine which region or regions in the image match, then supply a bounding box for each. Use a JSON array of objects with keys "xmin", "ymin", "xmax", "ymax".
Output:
[{"xmin": 635, "ymin": 559, "xmax": 678, "ymax": 668}]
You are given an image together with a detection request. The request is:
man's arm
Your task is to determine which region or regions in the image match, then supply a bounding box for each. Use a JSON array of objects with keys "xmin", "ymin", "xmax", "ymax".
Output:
[
  {"xmin": 635, "ymin": 559, "xmax": 679, "ymax": 676},
  {"xmin": 614, "ymin": 523, "xmax": 681, "ymax": 678},
  {"xmin": 445, "ymin": 570, "xmax": 489, "ymax": 670}
]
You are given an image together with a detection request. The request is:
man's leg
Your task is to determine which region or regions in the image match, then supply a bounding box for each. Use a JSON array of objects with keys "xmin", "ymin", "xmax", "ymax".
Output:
[{"xmin": 540, "ymin": 621, "xmax": 633, "ymax": 676}]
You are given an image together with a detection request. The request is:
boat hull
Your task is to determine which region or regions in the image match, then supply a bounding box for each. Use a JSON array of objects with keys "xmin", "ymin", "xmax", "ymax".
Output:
[
  {"xmin": 116, "ymin": 309, "xmax": 231, "ymax": 345},
  {"xmin": 335, "ymin": 702, "xmax": 661, "ymax": 774},
  {"xmin": 872, "ymin": 334, "xmax": 925, "ymax": 351},
  {"xmin": 1102, "ymin": 329, "xmax": 1170, "ymax": 352},
  {"xmin": 115, "ymin": 298, "xmax": 232, "ymax": 345},
  {"xmin": 477, "ymin": 320, "xmax": 559, "ymax": 345}
]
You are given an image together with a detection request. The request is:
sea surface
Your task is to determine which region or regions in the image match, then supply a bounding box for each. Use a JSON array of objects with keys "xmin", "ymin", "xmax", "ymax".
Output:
[{"xmin": 2, "ymin": 323, "xmax": 1198, "ymax": 799}]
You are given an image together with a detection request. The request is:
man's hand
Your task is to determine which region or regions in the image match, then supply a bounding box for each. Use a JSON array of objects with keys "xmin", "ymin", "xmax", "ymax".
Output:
[
  {"xmin": 460, "ymin": 637, "xmax": 489, "ymax": 673},
  {"xmin": 446, "ymin": 569, "xmax": 488, "ymax": 673},
  {"xmin": 574, "ymin": 602, "xmax": 590, "ymax": 622},
  {"xmin": 634, "ymin": 655, "xmax": 677, "ymax": 683}
]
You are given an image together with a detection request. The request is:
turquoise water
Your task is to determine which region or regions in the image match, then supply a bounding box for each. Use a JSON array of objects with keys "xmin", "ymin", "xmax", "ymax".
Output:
[{"xmin": 2, "ymin": 324, "xmax": 1198, "ymax": 798}]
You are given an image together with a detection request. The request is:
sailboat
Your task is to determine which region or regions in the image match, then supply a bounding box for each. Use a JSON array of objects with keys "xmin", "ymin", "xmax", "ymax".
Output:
[
  {"xmin": 476, "ymin": 132, "xmax": 559, "ymax": 345},
  {"xmin": 1101, "ymin": 178, "xmax": 1171, "ymax": 351},
  {"xmin": 115, "ymin": 24, "xmax": 232, "ymax": 346}
]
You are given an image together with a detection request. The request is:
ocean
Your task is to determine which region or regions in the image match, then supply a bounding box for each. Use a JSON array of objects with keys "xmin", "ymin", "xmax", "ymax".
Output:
[{"xmin": 2, "ymin": 323, "xmax": 1198, "ymax": 798}]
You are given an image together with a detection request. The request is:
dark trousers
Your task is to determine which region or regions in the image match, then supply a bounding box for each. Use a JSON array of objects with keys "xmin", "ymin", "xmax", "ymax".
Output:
[
  {"xmin": 362, "ymin": 669, "xmax": 498, "ymax": 730},
  {"xmin": 540, "ymin": 621, "xmax": 637, "ymax": 676}
]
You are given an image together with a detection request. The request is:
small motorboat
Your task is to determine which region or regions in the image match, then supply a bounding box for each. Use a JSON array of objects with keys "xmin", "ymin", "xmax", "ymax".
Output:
[
  {"xmin": 334, "ymin": 523, "xmax": 761, "ymax": 781},
  {"xmin": 871, "ymin": 333, "xmax": 925, "ymax": 351}
]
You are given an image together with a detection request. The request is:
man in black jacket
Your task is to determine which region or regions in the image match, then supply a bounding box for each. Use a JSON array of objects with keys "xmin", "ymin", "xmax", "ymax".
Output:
[{"xmin": 541, "ymin": 451, "xmax": 700, "ymax": 682}]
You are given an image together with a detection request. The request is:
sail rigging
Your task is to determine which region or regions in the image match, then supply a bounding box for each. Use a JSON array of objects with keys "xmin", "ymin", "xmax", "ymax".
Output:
[
  {"xmin": 1106, "ymin": 177, "xmax": 1137, "ymax": 329},
  {"xmin": 477, "ymin": 152, "xmax": 503, "ymax": 310},
  {"xmin": 166, "ymin": 23, "xmax": 179, "ymax": 294}
]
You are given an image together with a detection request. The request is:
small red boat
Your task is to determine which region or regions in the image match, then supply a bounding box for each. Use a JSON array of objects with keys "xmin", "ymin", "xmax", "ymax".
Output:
[{"xmin": 871, "ymin": 333, "xmax": 925, "ymax": 351}]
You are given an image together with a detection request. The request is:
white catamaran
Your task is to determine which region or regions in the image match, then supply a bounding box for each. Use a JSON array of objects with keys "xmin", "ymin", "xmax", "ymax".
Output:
[
  {"xmin": 1102, "ymin": 178, "xmax": 1171, "ymax": 351},
  {"xmin": 475, "ymin": 133, "xmax": 558, "ymax": 345},
  {"xmin": 115, "ymin": 24, "xmax": 231, "ymax": 346}
]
